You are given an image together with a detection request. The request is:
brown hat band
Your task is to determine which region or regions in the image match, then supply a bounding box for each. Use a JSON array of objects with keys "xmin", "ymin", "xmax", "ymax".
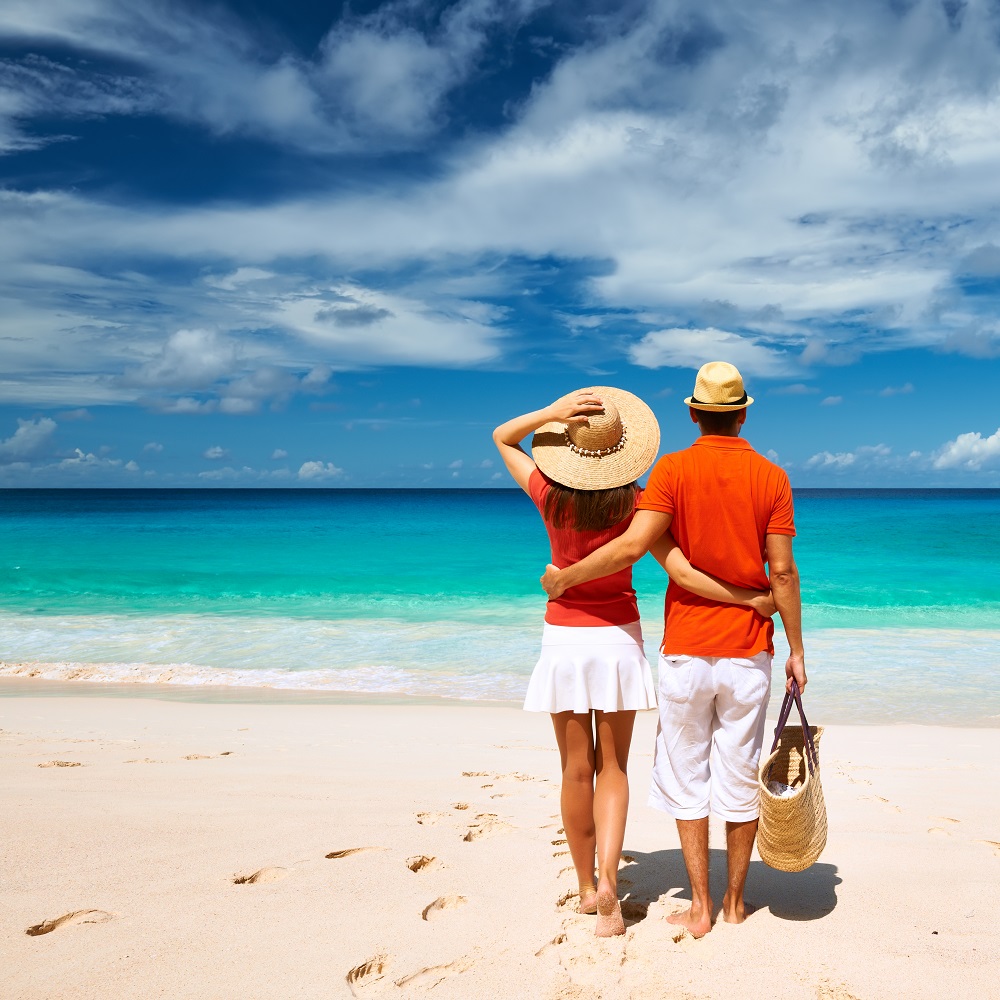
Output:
[{"xmin": 689, "ymin": 392, "xmax": 748, "ymax": 407}]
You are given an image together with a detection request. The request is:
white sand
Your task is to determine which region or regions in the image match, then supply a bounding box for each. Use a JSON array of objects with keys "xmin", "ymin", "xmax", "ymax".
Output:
[{"xmin": 2, "ymin": 684, "xmax": 999, "ymax": 999}]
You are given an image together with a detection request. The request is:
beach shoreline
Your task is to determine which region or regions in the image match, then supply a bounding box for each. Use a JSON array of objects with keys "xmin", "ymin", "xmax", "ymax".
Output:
[{"xmin": 3, "ymin": 689, "xmax": 999, "ymax": 999}]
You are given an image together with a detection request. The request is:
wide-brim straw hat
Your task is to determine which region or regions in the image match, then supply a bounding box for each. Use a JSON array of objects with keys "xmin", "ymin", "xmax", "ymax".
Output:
[
  {"xmin": 531, "ymin": 386, "xmax": 660, "ymax": 490},
  {"xmin": 684, "ymin": 361, "xmax": 754, "ymax": 412}
]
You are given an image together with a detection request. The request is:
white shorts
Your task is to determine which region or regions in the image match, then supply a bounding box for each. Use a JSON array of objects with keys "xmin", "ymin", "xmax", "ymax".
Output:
[
  {"xmin": 523, "ymin": 621, "xmax": 657, "ymax": 714},
  {"xmin": 648, "ymin": 651, "xmax": 772, "ymax": 822}
]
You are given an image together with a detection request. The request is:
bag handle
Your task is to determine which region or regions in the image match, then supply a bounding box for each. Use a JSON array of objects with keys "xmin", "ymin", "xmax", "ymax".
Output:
[{"xmin": 769, "ymin": 680, "xmax": 819, "ymax": 775}]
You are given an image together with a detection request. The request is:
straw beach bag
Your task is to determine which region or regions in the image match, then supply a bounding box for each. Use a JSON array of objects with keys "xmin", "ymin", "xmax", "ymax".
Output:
[{"xmin": 757, "ymin": 681, "xmax": 827, "ymax": 872}]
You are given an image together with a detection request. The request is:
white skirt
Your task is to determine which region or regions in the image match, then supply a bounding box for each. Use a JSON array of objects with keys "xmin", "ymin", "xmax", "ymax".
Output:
[{"xmin": 523, "ymin": 621, "xmax": 658, "ymax": 714}]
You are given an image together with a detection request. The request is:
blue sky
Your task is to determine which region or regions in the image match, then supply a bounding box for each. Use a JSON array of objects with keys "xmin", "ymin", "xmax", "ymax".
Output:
[{"xmin": 2, "ymin": 0, "xmax": 1000, "ymax": 486}]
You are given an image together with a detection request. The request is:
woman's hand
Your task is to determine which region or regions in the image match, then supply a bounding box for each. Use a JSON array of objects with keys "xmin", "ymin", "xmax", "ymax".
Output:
[
  {"xmin": 748, "ymin": 591, "xmax": 776, "ymax": 618},
  {"xmin": 543, "ymin": 389, "xmax": 605, "ymax": 426}
]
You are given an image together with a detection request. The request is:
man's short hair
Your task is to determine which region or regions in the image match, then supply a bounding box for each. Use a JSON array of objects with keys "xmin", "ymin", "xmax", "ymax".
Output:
[{"xmin": 694, "ymin": 408, "xmax": 743, "ymax": 435}]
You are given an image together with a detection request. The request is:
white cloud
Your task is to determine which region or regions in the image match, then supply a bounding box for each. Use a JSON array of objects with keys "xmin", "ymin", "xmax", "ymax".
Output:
[
  {"xmin": 204, "ymin": 267, "xmax": 275, "ymax": 291},
  {"xmin": 478, "ymin": 458, "xmax": 493, "ymax": 468},
  {"xmin": 6, "ymin": 0, "xmax": 1000, "ymax": 407},
  {"xmin": 933, "ymin": 427, "xmax": 1000, "ymax": 471},
  {"xmin": 0, "ymin": 417, "xmax": 57, "ymax": 461},
  {"xmin": 298, "ymin": 460, "xmax": 343, "ymax": 481},
  {"xmin": 771, "ymin": 384, "xmax": 818, "ymax": 396},
  {"xmin": 142, "ymin": 441, "xmax": 164, "ymax": 453},
  {"xmin": 628, "ymin": 328, "xmax": 795, "ymax": 377},
  {"xmin": 879, "ymin": 382, "xmax": 915, "ymax": 397},
  {"xmin": 128, "ymin": 329, "xmax": 239, "ymax": 390},
  {"xmin": 56, "ymin": 448, "xmax": 122, "ymax": 471},
  {"xmin": 806, "ymin": 444, "xmax": 892, "ymax": 470},
  {"xmin": 271, "ymin": 448, "xmax": 288, "ymax": 459},
  {"xmin": 821, "ymin": 395, "xmax": 843, "ymax": 406},
  {"xmin": 124, "ymin": 459, "xmax": 139, "ymax": 472},
  {"xmin": 274, "ymin": 282, "xmax": 503, "ymax": 367},
  {"xmin": 203, "ymin": 445, "xmax": 228, "ymax": 460},
  {"xmin": 448, "ymin": 459, "xmax": 463, "ymax": 469}
]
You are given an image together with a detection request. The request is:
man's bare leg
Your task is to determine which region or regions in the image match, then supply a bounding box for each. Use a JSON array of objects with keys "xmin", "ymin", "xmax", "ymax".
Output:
[
  {"xmin": 722, "ymin": 818, "xmax": 757, "ymax": 923},
  {"xmin": 666, "ymin": 817, "xmax": 713, "ymax": 937}
]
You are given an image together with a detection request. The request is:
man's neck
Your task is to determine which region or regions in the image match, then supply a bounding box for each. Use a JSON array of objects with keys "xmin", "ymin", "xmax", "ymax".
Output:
[{"xmin": 697, "ymin": 428, "xmax": 742, "ymax": 438}]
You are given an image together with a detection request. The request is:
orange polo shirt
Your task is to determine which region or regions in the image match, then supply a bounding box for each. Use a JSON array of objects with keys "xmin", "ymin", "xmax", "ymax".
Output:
[{"xmin": 637, "ymin": 436, "xmax": 795, "ymax": 657}]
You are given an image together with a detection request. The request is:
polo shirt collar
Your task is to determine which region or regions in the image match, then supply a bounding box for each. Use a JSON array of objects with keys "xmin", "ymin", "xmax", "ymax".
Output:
[{"xmin": 692, "ymin": 435, "xmax": 754, "ymax": 451}]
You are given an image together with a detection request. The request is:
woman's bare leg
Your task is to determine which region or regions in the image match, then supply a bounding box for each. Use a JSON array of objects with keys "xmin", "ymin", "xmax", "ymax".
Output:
[
  {"xmin": 551, "ymin": 711, "xmax": 597, "ymax": 912},
  {"xmin": 593, "ymin": 709, "xmax": 636, "ymax": 936}
]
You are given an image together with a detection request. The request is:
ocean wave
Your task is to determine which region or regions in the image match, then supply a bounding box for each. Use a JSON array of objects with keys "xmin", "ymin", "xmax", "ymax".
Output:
[
  {"xmin": 0, "ymin": 658, "xmax": 527, "ymax": 701},
  {"xmin": 1, "ymin": 612, "xmax": 999, "ymax": 724}
]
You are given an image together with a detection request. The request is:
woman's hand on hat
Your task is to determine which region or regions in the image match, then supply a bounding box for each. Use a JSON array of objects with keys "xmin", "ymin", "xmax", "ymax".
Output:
[{"xmin": 545, "ymin": 390, "xmax": 604, "ymax": 426}]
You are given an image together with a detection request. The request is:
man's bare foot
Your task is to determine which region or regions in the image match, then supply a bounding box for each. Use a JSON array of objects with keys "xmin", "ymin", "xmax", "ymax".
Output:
[
  {"xmin": 721, "ymin": 893, "xmax": 755, "ymax": 925},
  {"xmin": 594, "ymin": 886, "xmax": 625, "ymax": 937},
  {"xmin": 578, "ymin": 885, "xmax": 598, "ymax": 915},
  {"xmin": 666, "ymin": 900, "xmax": 713, "ymax": 938}
]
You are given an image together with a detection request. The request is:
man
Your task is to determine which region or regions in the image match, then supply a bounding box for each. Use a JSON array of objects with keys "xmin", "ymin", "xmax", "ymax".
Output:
[{"xmin": 541, "ymin": 360, "xmax": 805, "ymax": 938}]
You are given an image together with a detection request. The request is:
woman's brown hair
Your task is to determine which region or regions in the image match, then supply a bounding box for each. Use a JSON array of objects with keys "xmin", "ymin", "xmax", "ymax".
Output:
[{"xmin": 543, "ymin": 481, "xmax": 640, "ymax": 532}]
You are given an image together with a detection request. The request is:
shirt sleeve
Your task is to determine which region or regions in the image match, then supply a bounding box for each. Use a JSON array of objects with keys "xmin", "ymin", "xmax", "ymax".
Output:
[
  {"xmin": 635, "ymin": 456, "xmax": 674, "ymax": 514},
  {"xmin": 527, "ymin": 468, "xmax": 550, "ymax": 513},
  {"xmin": 766, "ymin": 470, "xmax": 796, "ymax": 536}
]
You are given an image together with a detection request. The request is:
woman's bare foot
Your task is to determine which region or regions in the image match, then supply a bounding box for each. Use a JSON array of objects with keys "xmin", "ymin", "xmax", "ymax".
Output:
[
  {"xmin": 594, "ymin": 885, "xmax": 625, "ymax": 937},
  {"xmin": 666, "ymin": 899, "xmax": 713, "ymax": 938},
  {"xmin": 721, "ymin": 893, "xmax": 755, "ymax": 925},
  {"xmin": 578, "ymin": 884, "xmax": 598, "ymax": 915}
]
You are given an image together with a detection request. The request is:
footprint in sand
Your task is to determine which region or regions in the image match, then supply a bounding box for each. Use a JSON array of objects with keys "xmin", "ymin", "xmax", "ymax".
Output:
[
  {"xmin": 183, "ymin": 752, "xmax": 234, "ymax": 760},
  {"xmin": 556, "ymin": 889, "xmax": 578, "ymax": 910},
  {"xmin": 817, "ymin": 980, "xmax": 862, "ymax": 1000},
  {"xmin": 534, "ymin": 932, "xmax": 567, "ymax": 957},
  {"xmin": 978, "ymin": 840, "xmax": 1000, "ymax": 857},
  {"xmin": 326, "ymin": 848, "xmax": 378, "ymax": 860},
  {"xmin": 124, "ymin": 758, "xmax": 164, "ymax": 764},
  {"xmin": 233, "ymin": 867, "xmax": 289, "ymax": 884},
  {"xmin": 415, "ymin": 811, "xmax": 449, "ymax": 826},
  {"xmin": 26, "ymin": 909, "xmax": 113, "ymax": 936},
  {"xmin": 551, "ymin": 838, "xmax": 568, "ymax": 846},
  {"xmin": 395, "ymin": 956, "xmax": 473, "ymax": 990},
  {"xmin": 406, "ymin": 855, "xmax": 437, "ymax": 873},
  {"xmin": 346, "ymin": 954, "xmax": 388, "ymax": 997},
  {"xmin": 37, "ymin": 760, "xmax": 83, "ymax": 768},
  {"xmin": 461, "ymin": 771, "xmax": 490, "ymax": 777},
  {"xmin": 553, "ymin": 849, "xmax": 571, "ymax": 858},
  {"xmin": 462, "ymin": 813, "xmax": 511, "ymax": 842},
  {"xmin": 452, "ymin": 802, "xmax": 470, "ymax": 811},
  {"xmin": 421, "ymin": 895, "xmax": 467, "ymax": 921},
  {"xmin": 619, "ymin": 899, "xmax": 648, "ymax": 924}
]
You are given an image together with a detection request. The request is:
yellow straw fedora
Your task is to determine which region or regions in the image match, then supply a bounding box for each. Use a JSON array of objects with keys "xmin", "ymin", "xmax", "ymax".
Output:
[{"xmin": 684, "ymin": 361, "xmax": 754, "ymax": 412}]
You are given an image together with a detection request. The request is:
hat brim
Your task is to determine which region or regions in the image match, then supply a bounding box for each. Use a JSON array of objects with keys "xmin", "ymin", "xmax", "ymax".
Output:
[
  {"xmin": 684, "ymin": 395, "xmax": 754, "ymax": 412},
  {"xmin": 531, "ymin": 386, "xmax": 660, "ymax": 490}
]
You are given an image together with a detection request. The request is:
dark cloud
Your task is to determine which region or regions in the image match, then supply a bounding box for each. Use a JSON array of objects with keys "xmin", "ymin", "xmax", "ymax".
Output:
[{"xmin": 315, "ymin": 305, "xmax": 394, "ymax": 327}]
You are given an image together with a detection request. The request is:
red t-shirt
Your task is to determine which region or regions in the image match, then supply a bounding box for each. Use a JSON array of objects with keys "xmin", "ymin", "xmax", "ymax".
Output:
[
  {"xmin": 529, "ymin": 469, "xmax": 641, "ymax": 626},
  {"xmin": 637, "ymin": 436, "xmax": 795, "ymax": 657}
]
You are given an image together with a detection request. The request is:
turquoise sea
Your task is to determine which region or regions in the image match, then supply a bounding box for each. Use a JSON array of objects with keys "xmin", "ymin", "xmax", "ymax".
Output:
[{"xmin": 1, "ymin": 489, "xmax": 999, "ymax": 725}]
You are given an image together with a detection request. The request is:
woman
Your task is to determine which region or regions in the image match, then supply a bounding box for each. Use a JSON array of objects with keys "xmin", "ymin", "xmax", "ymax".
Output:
[{"xmin": 493, "ymin": 387, "xmax": 774, "ymax": 937}]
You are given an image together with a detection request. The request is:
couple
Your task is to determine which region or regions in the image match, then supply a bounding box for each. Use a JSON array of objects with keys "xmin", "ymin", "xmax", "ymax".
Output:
[{"xmin": 493, "ymin": 362, "xmax": 806, "ymax": 939}]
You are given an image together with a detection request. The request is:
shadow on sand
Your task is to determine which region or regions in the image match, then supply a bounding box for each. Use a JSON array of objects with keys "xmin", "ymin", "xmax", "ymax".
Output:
[{"xmin": 619, "ymin": 847, "xmax": 841, "ymax": 923}]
